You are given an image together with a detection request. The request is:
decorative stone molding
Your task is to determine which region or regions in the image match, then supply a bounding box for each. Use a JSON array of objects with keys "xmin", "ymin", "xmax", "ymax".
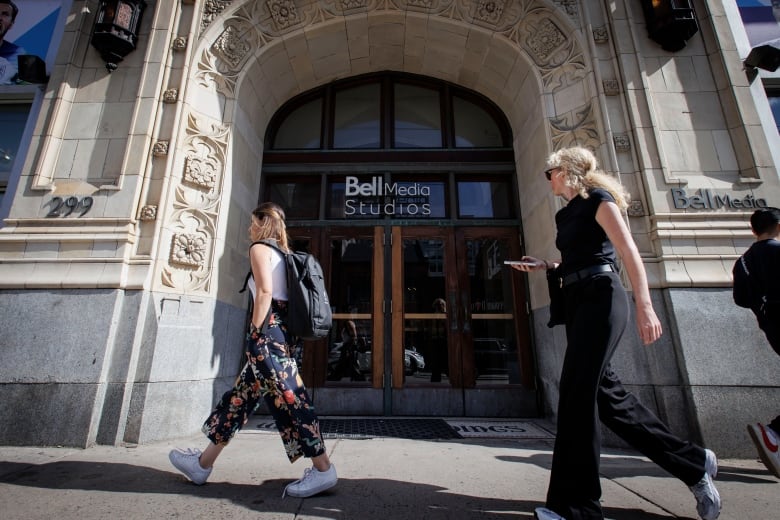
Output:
[
  {"xmin": 526, "ymin": 18, "xmax": 566, "ymax": 63},
  {"xmin": 627, "ymin": 200, "xmax": 645, "ymax": 217},
  {"xmin": 163, "ymin": 88, "xmax": 179, "ymax": 103},
  {"xmin": 341, "ymin": 0, "xmax": 368, "ymax": 9},
  {"xmin": 603, "ymin": 79, "xmax": 620, "ymax": 96},
  {"xmin": 172, "ymin": 35, "xmax": 188, "ymax": 51},
  {"xmin": 553, "ymin": 0, "xmax": 579, "ymax": 20},
  {"xmin": 170, "ymin": 232, "xmax": 208, "ymax": 267},
  {"xmin": 139, "ymin": 205, "xmax": 158, "ymax": 221},
  {"xmin": 549, "ymin": 103, "xmax": 600, "ymax": 151},
  {"xmin": 613, "ymin": 134, "xmax": 631, "ymax": 152},
  {"xmin": 183, "ymin": 155, "xmax": 219, "ymax": 190},
  {"xmin": 268, "ymin": 0, "xmax": 301, "ymax": 31},
  {"xmin": 474, "ymin": 0, "xmax": 506, "ymax": 26},
  {"xmin": 593, "ymin": 26, "xmax": 609, "ymax": 43},
  {"xmin": 200, "ymin": 0, "xmax": 235, "ymax": 34},
  {"xmin": 213, "ymin": 25, "xmax": 251, "ymax": 69},
  {"xmin": 153, "ymin": 141, "xmax": 169, "ymax": 156}
]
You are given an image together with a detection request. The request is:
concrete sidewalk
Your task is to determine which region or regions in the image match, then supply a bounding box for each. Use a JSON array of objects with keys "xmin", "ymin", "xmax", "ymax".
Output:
[{"xmin": 0, "ymin": 418, "xmax": 776, "ymax": 519}]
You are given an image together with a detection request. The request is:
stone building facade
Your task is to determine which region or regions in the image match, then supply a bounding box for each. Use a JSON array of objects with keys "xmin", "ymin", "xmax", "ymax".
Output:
[{"xmin": 0, "ymin": 0, "xmax": 778, "ymax": 457}]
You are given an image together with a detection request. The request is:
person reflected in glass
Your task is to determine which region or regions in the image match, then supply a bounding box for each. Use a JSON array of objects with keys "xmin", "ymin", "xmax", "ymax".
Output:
[
  {"xmin": 332, "ymin": 320, "xmax": 365, "ymax": 381},
  {"xmin": 429, "ymin": 298, "xmax": 448, "ymax": 382},
  {"xmin": 513, "ymin": 147, "xmax": 721, "ymax": 520}
]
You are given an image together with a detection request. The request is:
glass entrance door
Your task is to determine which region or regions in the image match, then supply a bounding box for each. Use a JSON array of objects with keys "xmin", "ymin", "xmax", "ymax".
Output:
[
  {"xmin": 305, "ymin": 225, "xmax": 536, "ymax": 417},
  {"xmin": 392, "ymin": 226, "xmax": 535, "ymax": 416}
]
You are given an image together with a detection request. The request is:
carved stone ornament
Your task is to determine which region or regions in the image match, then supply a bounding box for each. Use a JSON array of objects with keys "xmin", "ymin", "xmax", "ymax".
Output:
[
  {"xmin": 341, "ymin": 0, "xmax": 368, "ymax": 9},
  {"xmin": 268, "ymin": 0, "xmax": 301, "ymax": 31},
  {"xmin": 153, "ymin": 141, "xmax": 169, "ymax": 156},
  {"xmin": 139, "ymin": 205, "xmax": 158, "ymax": 221},
  {"xmin": 593, "ymin": 26, "xmax": 609, "ymax": 44},
  {"xmin": 526, "ymin": 18, "xmax": 566, "ymax": 63},
  {"xmin": 170, "ymin": 233, "xmax": 207, "ymax": 267},
  {"xmin": 627, "ymin": 200, "xmax": 645, "ymax": 217},
  {"xmin": 603, "ymin": 79, "xmax": 620, "ymax": 96},
  {"xmin": 475, "ymin": 0, "xmax": 506, "ymax": 26},
  {"xmin": 163, "ymin": 88, "xmax": 179, "ymax": 103},
  {"xmin": 172, "ymin": 36, "xmax": 188, "ymax": 51},
  {"xmin": 183, "ymin": 155, "xmax": 219, "ymax": 191},
  {"xmin": 213, "ymin": 25, "xmax": 251, "ymax": 69},
  {"xmin": 613, "ymin": 134, "xmax": 631, "ymax": 152}
]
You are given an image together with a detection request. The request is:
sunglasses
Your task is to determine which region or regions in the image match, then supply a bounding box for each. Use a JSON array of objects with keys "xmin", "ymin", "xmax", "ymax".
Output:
[{"xmin": 544, "ymin": 167, "xmax": 560, "ymax": 180}]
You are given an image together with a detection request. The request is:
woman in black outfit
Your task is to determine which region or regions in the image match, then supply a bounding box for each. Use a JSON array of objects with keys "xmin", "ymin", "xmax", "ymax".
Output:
[{"xmin": 513, "ymin": 147, "xmax": 721, "ymax": 520}]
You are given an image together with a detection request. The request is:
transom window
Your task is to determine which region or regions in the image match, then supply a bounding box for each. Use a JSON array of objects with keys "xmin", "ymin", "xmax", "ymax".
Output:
[
  {"xmin": 262, "ymin": 73, "xmax": 516, "ymax": 223},
  {"xmin": 267, "ymin": 73, "xmax": 510, "ymax": 150}
]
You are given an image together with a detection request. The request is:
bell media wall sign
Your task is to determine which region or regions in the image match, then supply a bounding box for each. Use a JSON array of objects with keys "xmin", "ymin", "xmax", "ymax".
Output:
[
  {"xmin": 345, "ymin": 175, "xmax": 432, "ymax": 216},
  {"xmin": 671, "ymin": 188, "xmax": 769, "ymax": 210}
]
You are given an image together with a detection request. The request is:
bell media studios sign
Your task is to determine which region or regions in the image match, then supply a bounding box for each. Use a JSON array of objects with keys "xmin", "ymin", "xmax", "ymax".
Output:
[{"xmin": 671, "ymin": 188, "xmax": 769, "ymax": 210}]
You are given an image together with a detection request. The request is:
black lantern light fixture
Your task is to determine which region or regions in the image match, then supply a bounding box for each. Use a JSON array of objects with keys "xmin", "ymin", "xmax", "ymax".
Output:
[
  {"xmin": 90, "ymin": 0, "xmax": 147, "ymax": 73},
  {"xmin": 640, "ymin": 0, "xmax": 699, "ymax": 52}
]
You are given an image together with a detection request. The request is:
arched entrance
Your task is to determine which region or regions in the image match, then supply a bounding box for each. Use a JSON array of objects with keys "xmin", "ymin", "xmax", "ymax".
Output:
[
  {"xmin": 161, "ymin": 2, "xmax": 602, "ymax": 422},
  {"xmin": 261, "ymin": 72, "xmax": 535, "ymax": 416}
]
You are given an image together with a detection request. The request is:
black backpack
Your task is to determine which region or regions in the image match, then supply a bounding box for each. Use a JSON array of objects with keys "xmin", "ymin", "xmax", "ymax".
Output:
[{"xmin": 245, "ymin": 239, "xmax": 332, "ymax": 340}]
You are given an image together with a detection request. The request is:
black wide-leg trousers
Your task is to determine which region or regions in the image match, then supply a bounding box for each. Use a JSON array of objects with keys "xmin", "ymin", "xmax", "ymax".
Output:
[{"xmin": 545, "ymin": 273, "xmax": 706, "ymax": 520}]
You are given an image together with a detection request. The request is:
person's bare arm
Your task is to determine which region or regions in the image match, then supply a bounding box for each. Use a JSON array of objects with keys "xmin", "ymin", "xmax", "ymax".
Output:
[
  {"xmin": 249, "ymin": 244, "xmax": 274, "ymax": 329},
  {"xmin": 596, "ymin": 201, "xmax": 662, "ymax": 345}
]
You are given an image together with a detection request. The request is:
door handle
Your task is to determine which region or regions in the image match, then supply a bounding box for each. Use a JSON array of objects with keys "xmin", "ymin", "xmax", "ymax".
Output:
[
  {"xmin": 448, "ymin": 292, "xmax": 458, "ymax": 332},
  {"xmin": 461, "ymin": 291, "xmax": 471, "ymax": 333}
]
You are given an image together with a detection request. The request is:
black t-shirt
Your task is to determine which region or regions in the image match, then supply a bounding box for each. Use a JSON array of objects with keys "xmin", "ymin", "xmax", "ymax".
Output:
[
  {"xmin": 733, "ymin": 238, "xmax": 780, "ymax": 310},
  {"xmin": 555, "ymin": 188, "xmax": 617, "ymax": 275}
]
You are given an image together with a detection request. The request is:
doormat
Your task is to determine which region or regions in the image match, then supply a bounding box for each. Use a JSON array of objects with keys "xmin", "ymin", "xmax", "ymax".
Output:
[
  {"xmin": 253, "ymin": 417, "xmax": 462, "ymax": 439},
  {"xmin": 251, "ymin": 417, "xmax": 555, "ymax": 440},
  {"xmin": 445, "ymin": 419, "xmax": 555, "ymax": 439}
]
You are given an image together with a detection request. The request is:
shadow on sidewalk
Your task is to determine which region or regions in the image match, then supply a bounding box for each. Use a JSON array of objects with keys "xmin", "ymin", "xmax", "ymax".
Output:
[{"xmin": 0, "ymin": 458, "xmax": 696, "ymax": 519}]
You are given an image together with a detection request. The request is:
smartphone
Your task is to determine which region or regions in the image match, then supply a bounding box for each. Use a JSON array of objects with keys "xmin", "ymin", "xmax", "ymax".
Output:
[{"xmin": 504, "ymin": 260, "xmax": 536, "ymax": 266}]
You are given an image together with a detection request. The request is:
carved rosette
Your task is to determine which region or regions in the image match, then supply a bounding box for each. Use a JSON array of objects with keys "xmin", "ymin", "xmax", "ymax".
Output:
[
  {"xmin": 268, "ymin": 0, "xmax": 301, "ymax": 31},
  {"xmin": 153, "ymin": 141, "xmax": 169, "ymax": 156},
  {"xmin": 603, "ymin": 79, "xmax": 620, "ymax": 96},
  {"xmin": 170, "ymin": 232, "xmax": 208, "ymax": 267},
  {"xmin": 139, "ymin": 205, "xmax": 158, "ymax": 221},
  {"xmin": 628, "ymin": 200, "xmax": 645, "ymax": 217},
  {"xmin": 593, "ymin": 26, "xmax": 609, "ymax": 44},
  {"xmin": 613, "ymin": 134, "xmax": 631, "ymax": 152},
  {"xmin": 474, "ymin": 0, "xmax": 506, "ymax": 26},
  {"xmin": 172, "ymin": 36, "xmax": 188, "ymax": 51},
  {"xmin": 163, "ymin": 88, "xmax": 179, "ymax": 103}
]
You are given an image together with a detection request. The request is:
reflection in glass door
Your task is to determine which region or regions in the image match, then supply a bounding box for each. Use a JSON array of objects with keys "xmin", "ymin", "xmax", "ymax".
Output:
[{"xmin": 326, "ymin": 237, "xmax": 374, "ymax": 384}]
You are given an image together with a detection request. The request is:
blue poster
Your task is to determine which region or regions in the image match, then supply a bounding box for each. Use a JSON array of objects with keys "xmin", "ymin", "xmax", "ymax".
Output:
[
  {"xmin": 0, "ymin": 1, "xmax": 62, "ymax": 84},
  {"xmin": 737, "ymin": 0, "xmax": 780, "ymax": 48}
]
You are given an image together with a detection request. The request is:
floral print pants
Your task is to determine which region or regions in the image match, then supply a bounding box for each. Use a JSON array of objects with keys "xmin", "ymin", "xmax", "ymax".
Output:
[{"xmin": 202, "ymin": 300, "xmax": 326, "ymax": 463}]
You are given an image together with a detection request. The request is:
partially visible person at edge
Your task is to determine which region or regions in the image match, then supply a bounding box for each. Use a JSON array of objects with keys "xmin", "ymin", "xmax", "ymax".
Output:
[
  {"xmin": 0, "ymin": 1, "xmax": 26, "ymax": 85},
  {"xmin": 169, "ymin": 202, "xmax": 338, "ymax": 498},
  {"xmin": 732, "ymin": 206, "xmax": 780, "ymax": 480},
  {"xmin": 512, "ymin": 147, "xmax": 721, "ymax": 520}
]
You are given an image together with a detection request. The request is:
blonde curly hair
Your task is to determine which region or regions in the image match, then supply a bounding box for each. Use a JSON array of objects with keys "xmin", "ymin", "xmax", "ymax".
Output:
[{"xmin": 545, "ymin": 146, "xmax": 630, "ymax": 211}]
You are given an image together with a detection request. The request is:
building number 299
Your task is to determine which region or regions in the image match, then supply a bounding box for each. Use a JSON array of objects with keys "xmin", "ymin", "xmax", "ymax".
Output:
[{"xmin": 46, "ymin": 196, "xmax": 94, "ymax": 217}]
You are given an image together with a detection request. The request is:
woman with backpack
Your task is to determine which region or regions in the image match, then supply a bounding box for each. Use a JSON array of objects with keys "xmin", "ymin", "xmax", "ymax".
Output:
[{"xmin": 169, "ymin": 202, "xmax": 337, "ymax": 498}]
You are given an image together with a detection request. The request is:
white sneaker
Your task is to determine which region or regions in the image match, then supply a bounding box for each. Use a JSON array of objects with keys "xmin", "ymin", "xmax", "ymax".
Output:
[
  {"xmin": 689, "ymin": 449, "xmax": 721, "ymax": 520},
  {"xmin": 534, "ymin": 507, "xmax": 566, "ymax": 520},
  {"xmin": 283, "ymin": 464, "xmax": 337, "ymax": 498},
  {"xmin": 168, "ymin": 448, "xmax": 212, "ymax": 485},
  {"xmin": 746, "ymin": 423, "xmax": 780, "ymax": 479}
]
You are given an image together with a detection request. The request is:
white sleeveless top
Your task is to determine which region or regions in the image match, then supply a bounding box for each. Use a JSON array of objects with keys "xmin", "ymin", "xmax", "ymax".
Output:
[{"xmin": 246, "ymin": 245, "xmax": 288, "ymax": 301}]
